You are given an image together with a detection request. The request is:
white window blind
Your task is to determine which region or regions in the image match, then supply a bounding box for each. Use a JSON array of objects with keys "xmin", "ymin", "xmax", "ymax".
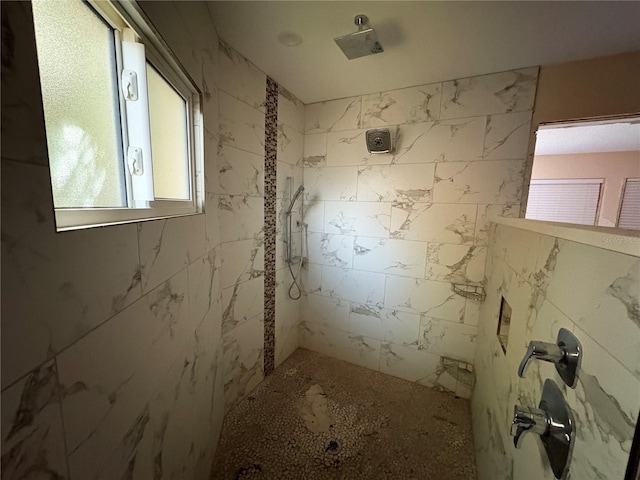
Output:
[
  {"xmin": 525, "ymin": 179, "xmax": 603, "ymax": 225},
  {"xmin": 618, "ymin": 179, "xmax": 640, "ymax": 230}
]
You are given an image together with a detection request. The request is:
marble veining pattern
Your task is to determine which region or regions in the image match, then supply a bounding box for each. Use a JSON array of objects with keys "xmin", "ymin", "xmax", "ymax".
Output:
[
  {"xmin": 300, "ymin": 67, "xmax": 539, "ymax": 397},
  {"xmin": 473, "ymin": 222, "xmax": 640, "ymax": 480}
]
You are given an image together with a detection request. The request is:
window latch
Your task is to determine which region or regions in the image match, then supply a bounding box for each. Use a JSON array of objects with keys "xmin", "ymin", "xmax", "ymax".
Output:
[
  {"xmin": 122, "ymin": 70, "xmax": 138, "ymax": 101},
  {"xmin": 127, "ymin": 146, "xmax": 144, "ymax": 176}
]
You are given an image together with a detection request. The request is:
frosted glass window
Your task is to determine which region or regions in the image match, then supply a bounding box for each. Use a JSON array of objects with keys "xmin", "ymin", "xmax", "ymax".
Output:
[
  {"xmin": 525, "ymin": 179, "xmax": 602, "ymax": 226},
  {"xmin": 32, "ymin": 0, "xmax": 126, "ymax": 208},
  {"xmin": 146, "ymin": 64, "xmax": 190, "ymax": 200}
]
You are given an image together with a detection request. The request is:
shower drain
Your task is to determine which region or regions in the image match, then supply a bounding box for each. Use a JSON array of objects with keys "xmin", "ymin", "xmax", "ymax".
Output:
[{"xmin": 324, "ymin": 439, "xmax": 342, "ymax": 455}]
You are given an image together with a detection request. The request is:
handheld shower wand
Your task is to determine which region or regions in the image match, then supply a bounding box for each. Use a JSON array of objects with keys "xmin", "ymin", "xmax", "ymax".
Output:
[{"xmin": 286, "ymin": 185, "xmax": 304, "ymax": 215}]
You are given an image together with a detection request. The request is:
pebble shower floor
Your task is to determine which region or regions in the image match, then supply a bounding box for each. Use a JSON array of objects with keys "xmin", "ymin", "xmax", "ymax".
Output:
[{"xmin": 211, "ymin": 349, "xmax": 476, "ymax": 479}]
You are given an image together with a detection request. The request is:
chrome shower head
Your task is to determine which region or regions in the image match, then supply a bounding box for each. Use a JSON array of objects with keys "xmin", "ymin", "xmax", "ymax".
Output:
[{"xmin": 334, "ymin": 14, "xmax": 384, "ymax": 60}]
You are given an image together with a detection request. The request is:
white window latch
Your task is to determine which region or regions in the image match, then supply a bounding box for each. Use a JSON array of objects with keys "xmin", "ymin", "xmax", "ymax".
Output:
[
  {"xmin": 127, "ymin": 146, "xmax": 144, "ymax": 176},
  {"xmin": 122, "ymin": 69, "xmax": 138, "ymax": 101}
]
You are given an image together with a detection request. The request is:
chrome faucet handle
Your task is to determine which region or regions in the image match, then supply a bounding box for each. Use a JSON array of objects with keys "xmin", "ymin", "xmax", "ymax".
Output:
[
  {"xmin": 511, "ymin": 405, "xmax": 549, "ymax": 448},
  {"xmin": 518, "ymin": 341, "xmax": 565, "ymax": 377},
  {"xmin": 511, "ymin": 380, "xmax": 575, "ymax": 479},
  {"xmin": 517, "ymin": 328, "xmax": 582, "ymax": 388}
]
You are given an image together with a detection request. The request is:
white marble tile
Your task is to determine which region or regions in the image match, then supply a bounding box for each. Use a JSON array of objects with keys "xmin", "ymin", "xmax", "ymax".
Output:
[
  {"xmin": 299, "ymin": 322, "xmax": 381, "ymax": 371},
  {"xmin": 304, "ymin": 166, "xmax": 358, "ymax": 201},
  {"xmin": 205, "ymin": 192, "xmax": 222, "ymax": 251},
  {"xmin": 138, "ymin": 214, "xmax": 207, "ymax": 294},
  {"xmin": 326, "ymin": 129, "xmax": 392, "ymax": 167},
  {"xmin": 356, "ymin": 163, "xmax": 435, "ymax": 203},
  {"xmin": 303, "ymin": 201, "xmax": 325, "ymax": 233},
  {"xmin": 483, "ymin": 111, "xmax": 532, "ymax": 160},
  {"xmin": 353, "ymin": 237, "xmax": 428, "ymax": 278},
  {"xmin": 276, "ymin": 161, "xmax": 303, "ymax": 200},
  {"xmin": 188, "ymin": 248, "xmax": 220, "ymax": 326},
  {"xmin": 215, "ymin": 144, "xmax": 264, "ymax": 197},
  {"xmin": 275, "ymin": 299, "xmax": 300, "ymax": 367},
  {"xmin": 474, "ymin": 204, "xmax": 520, "ymax": 246},
  {"xmin": 425, "ymin": 243, "xmax": 486, "ymax": 284},
  {"xmin": 325, "ymin": 201, "xmax": 391, "ymax": 237},
  {"xmin": 321, "ymin": 265, "xmax": 386, "ymax": 306},
  {"xmin": 564, "ymin": 324, "xmax": 640, "ymax": 480},
  {"xmin": 301, "ymin": 262, "xmax": 323, "ymax": 295},
  {"xmin": 492, "ymin": 223, "xmax": 541, "ymax": 283},
  {"xmin": 278, "ymin": 123, "xmax": 304, "ymax": 166},
  {"xmin": 278, "ymin": 85, "xmax": 305, "ymax": 132},
  {"xmin": 191, "ymin": 312, "xmax": 223, "ymax": 478},
  {"xmin": 307, "ymin": 232, "xmax": 354, "ymax": 268},
  {"xmin": 305, "ymin": 97, "xmax": 361, "ymax": 133},
  {"xmin": 1, "ymin": 163, "xmax": 143, "ymax": 389},
  {"xmin": 221, "ymin": 276, "xmax": 265, "ymax": 334},
  {"xmin": 545, "ymin": 241, "xmax": 640, "ymax": 377},
  {"xmin": 302, "ymin": 133, "xmax": 327, "ymax": 167},
  {"xmin": 440, "ymin": 67, "xmax": 538, "ymax": 119},
  {"xmin": 1, "ymin": 361, "xmax": 69, "ymax": 480},
  {"xmin": 57, "ymin": 270, "xmax": 192, "ymax": 478},
  {"xmin": 300, "ymin": 293, "xmax": 350, "ymax": 331},
  {"xmin": 391, "ymin": 117, "xmax": 486, "ymax": 164},
  {"xmin": 217, "ymin": 41, "xmax": 266, "ymax": 112},
  {"xmin": 463, "ymin": 298, "xmax": 482, "ymax": 327},
  {"xmin": 390, "ymin": 202, "xmax": 476, "ymax": 244},
  {"xmin": 433, "ymin": 159, "xmax": 525, "ymax": 204},
  {"xmin": 418, "ymin": 317, "xmax": 477, "ymax": 363},
  {"xmin": 220, "ymin": 237, "xmax": 264, "ymax": 289},
  {"xmin": 219, "ymin": 91, "xmax": 265, "ymax": 155},
  {"xmin": 218, "ymin": 195, "xmax": 264, "ymax": 242},
  {"xmin": 379, "ymin": 343, "xmax": 455, "ymax": 392},
  {"xmin": 223, "ymin": 315, "xmax": 264, "ymax": 412},
  {"xmin": 384, "ymin": 276, "xmax": 465, "ymax": 323},
  {"xmin": 349, "ymin": 304, "xmax": 421, "ymax": 347},
  {"xmin": 360, "ymin": 83, "xmax": 442, "ymax": 127}
]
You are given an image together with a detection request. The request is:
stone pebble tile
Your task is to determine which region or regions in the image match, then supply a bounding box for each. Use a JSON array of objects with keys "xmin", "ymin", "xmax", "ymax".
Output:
[{"xmin": 211, "ymin": 348, "xmax": 476, "ymax": 479}]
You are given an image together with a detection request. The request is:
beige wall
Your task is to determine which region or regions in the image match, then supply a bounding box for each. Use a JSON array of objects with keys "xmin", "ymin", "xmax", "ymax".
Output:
[
  {"xmin": 531, "ymin": 150, "xmax": 640, "ymax": 226},
  {"xmin": 522, "ymin": 51, "xmax": 640, "ymax": 214}
]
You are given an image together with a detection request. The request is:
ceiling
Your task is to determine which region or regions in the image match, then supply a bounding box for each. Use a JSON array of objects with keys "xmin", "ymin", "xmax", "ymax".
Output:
[
  {"xmin": 535, "ymin": 120, "xmax": 640, "ymax": 156},
  {"xmin": 208, "ymin": 1, "xmax": 640, "ymax": 104}
]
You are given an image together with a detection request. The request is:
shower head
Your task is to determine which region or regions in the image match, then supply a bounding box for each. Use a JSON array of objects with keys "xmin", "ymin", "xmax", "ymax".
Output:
[
  {"xmin": 286, "ymin": 185, "xmax": 304, "ymax": 215},
  {"xmin": 334, "ymin": 14, "xmax": 384, "ymax": 60}
]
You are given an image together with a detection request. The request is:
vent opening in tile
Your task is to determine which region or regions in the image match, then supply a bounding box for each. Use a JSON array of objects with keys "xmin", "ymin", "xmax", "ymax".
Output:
[{"xmin": 497, "ymin": 296, "xmax": 512, "ymax": 353}]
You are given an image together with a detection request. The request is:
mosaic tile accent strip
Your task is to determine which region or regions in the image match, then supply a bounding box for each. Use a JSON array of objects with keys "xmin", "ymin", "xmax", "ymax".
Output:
[{"xmin": 263, "ymin": 77, "xmax": 278, "ymax": 376}]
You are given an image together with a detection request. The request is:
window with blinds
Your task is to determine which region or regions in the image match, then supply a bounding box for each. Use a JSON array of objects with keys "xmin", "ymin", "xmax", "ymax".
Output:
[
  {"xmin": 618, "ymin": 179, "xmax": 640, "ymax": 230},
  {"xmin": 525, "ymin": 179, "xmax": 603, "ymax": 225}
]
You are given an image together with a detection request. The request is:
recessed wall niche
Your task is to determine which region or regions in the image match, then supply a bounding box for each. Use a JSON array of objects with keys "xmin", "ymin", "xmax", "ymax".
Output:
[{"xmin": 497, "ymin": 296, "xmax": 512, "ymax": 353}]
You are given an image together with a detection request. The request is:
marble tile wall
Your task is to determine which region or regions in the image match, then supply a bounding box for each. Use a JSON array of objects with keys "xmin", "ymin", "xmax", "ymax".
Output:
[
  {"xmin": 300, "ymin": 68, "xmax": 538, "ymax": 396},
  {"xmin": 472, "ymin": 221, "xmax": 640, "ymax": 479},
  {"xmin": 1, "ymin": 2, "xmax": 225, "ymax": 478},
  {"xmin": 215, "ymin": 39, "xmax": 268, "ymax": 412},
  {"xmin": 275, "ymin": 85, "xmax": 305, "ymax": 367}
]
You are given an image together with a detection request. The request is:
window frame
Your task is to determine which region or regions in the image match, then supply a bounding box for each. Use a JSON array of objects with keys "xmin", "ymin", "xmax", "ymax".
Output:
[{"xmin": 37, "ymin": 0, "xmax": 203, "ymax": 231}]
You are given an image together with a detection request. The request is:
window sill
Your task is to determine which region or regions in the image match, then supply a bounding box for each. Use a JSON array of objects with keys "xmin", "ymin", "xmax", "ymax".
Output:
[{"xmin": 55, "ymin": 206, "xmax": 201, "ymax": 232}]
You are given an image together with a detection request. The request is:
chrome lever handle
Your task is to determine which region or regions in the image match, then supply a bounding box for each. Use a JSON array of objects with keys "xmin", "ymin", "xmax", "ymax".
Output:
[
  {"xmin": 511, "ymin": 380, "xmax": 575, "ymax": 479},
  {"xmin": 518, "ymin": 341, "xmax": 565, "ymax": 377},
  {"xmin": 517, "ymin": 328, "xmax": 582, "ymax": 388},
  {"xmin": 511, "ymin": 405, "xmax": 548, "ymax": 448}
]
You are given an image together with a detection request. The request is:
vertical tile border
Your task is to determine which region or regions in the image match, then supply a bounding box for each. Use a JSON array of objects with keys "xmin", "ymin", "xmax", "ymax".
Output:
[{"xmin": 263, "ymin": 77, "xmax": 278, "ymax": 375}]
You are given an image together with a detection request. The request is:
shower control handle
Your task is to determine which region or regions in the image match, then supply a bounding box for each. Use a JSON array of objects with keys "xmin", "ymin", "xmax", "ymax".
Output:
[
  {"xmin": 518, "ymin": 341, "xmax": 564, "ymax": 376},
  {"xmin": 511, "ymin": 380, "xmax": 575, "ymax": 479},
  {"xmin": 517, "ymin": 328, "xmax": 581, "ymax": 388},
  {"xmin": 511, "ymin": 405, "xmax": 549, "ymax": 448}
]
